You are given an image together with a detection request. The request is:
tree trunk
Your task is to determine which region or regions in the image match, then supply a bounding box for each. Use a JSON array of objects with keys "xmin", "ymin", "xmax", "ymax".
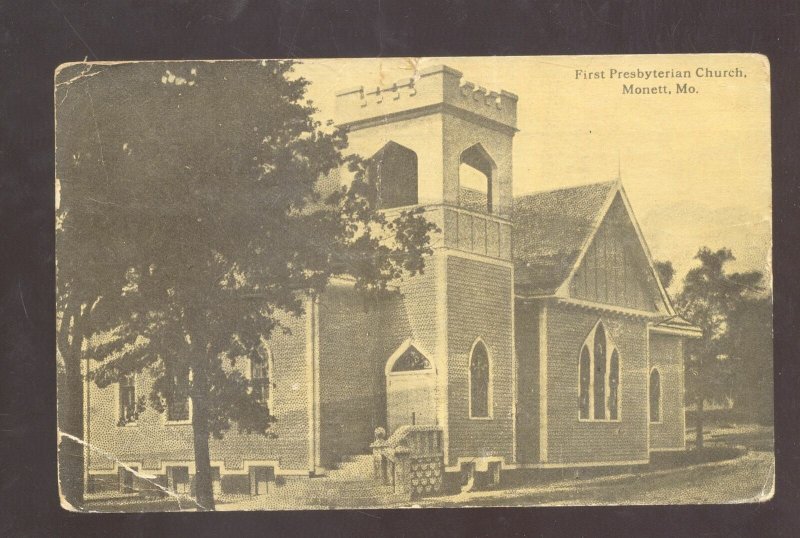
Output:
[
  {"xmin": 191, "ymin": 354, "xmax": 215, "ymax": 511},
  {"xmin": 58, "ymin": 304, "xmax": 85, "ymax": 509},
  {"xmin": 696, "ymin": 353, "xmax": 705, "ymax": 450},
  {"xmin": 696, "ymin": 395, "xmax": 705, "ymax": 450}
]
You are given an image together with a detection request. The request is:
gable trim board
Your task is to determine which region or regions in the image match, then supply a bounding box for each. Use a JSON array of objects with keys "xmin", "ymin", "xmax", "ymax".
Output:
[
  {"xmin": 517, "ymin": 296, "xmax": 663, "ymax": 319},
  {"xmin": 649, "ymin": 320, "xmax": 704, "ymax": 338}
]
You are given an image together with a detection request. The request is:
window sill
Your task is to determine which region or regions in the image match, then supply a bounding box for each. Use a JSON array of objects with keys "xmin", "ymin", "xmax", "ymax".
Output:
[
  {"xmin": 164, "ymin": 419, "xmax": 192, "ymax": 426},
  {"xmin": 469, "ymin": 415, "xmax": 494, "ymax": 421},
  {"xmin": 578, "ymin": 418, "xmax": 622, "ymax": 423}
]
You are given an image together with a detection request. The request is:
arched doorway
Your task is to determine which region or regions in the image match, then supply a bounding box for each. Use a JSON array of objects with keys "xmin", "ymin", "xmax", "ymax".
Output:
[{"xmin": 385, "ymin": 341, "xmax": 437, "ymax": 434}]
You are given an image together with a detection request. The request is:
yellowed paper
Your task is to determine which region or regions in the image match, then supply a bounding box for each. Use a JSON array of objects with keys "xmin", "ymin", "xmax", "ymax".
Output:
[{"xmin": 56, "ymin": 54, "xmax": 772, "ymax": 511}]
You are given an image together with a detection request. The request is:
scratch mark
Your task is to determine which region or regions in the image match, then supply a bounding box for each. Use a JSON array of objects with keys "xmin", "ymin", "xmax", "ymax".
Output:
[
  {"xmin": 59, "ymin": 430, "xmax": 206, "ymax": 511},
  {"xmin": 49, "ymin": 0, "xmax": 98, "ymax": 60},
  {"xmin": 18, "ymin": 281, "xmax": 29, "ymax": 320},
  {"xmin": 56, "ymin": 65, "xmax": 104, "ymax": 88},
  {"xmin": 85, "ymin": 86, "xmax": 110, "ymax": 185}
]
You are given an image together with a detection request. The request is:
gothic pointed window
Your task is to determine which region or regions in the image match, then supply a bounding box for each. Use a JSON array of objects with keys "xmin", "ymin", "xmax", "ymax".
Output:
[
  {"xmin": 649, "ymin": 368, "xmax": 661, "ymax": 423},
  {"xmin": 593, "ymin": 324, "xmax": 607, "ymax": 420},
  {"xmin": 470, "ymin": 340, "xmax": 491, "ymax": 418},
  {"xmin": 609, "ymin": 350, "xmax": 620, "ymax": 420},
  {"xmin": 579, "ymin": 346, "xmax": 591, "ymax": 419},
  {"xmin": 579, "ymin": 321, "xmax": 621, "ymax": 421},
  {"xmin": 390, "ymin": 345, "xmax": 432, "ymax": 372}
]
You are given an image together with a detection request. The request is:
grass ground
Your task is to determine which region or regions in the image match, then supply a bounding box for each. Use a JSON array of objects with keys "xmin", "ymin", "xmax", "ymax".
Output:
[{"xmin": 82, "ymin": 422, "xmax": 774, "ymax": 511}]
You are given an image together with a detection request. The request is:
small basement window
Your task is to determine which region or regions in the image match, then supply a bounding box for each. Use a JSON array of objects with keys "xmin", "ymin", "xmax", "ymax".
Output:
[
  {"xmin": 119, "ymin": 465, "xmax": 138, "ymax": 493},
  {"xmin": 167, "ymin": 466, "xmax": 190, "ymax": 494}
]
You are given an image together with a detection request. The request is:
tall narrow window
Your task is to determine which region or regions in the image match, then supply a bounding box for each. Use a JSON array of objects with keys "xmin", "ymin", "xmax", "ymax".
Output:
[
  {"xmin": 593, "ymin": 324, "xmax": 607, "ymax": 420},
  {"xmin": 470, "ymin": 341, "xmax": 490, "ymax": 418},
  {"xmin": 119, "ymin": 373, "xmax": 137, "ymax": 425},
  {"xmin": 579, "ymin": 346, "xmax": 591, "ymax": 419},
  {"xmin": 649, "ymin": 368, "xmax": 661, "ymax": 423},
  {"xmin": 166, "ymin": 365, "xmax": 191, "ymax": 422},
  {"xmin": 251, "ymin": 346, "xmax": 271, "ymax": 410},
  {"xmin": 579, "ymin": 320, "xmax": 620, "ymax": 421},
  {"xmin": 609, "ymin": 350, "xmax": 620, "ymax": 420}
]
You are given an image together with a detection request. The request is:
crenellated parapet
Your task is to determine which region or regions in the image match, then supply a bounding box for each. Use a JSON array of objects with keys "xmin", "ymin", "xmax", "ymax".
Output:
[{"xmin": 335, "ymin": 65, "xmax": 517, "ymax": 132}]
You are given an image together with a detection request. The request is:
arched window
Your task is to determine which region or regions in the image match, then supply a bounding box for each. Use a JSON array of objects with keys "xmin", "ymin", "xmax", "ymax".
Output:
[
  {"xmin": 459, "ymin": 144, "xmax": 495, "ymax": 213},
  {"xmin": 578, "ymin": 320, "xmax": 621, "ymax": 421},
  {"xmin": 469, "ymin": 340, "xmax": 491, "ymax": 418},
  {"xmin": 367, "ymin": 142, "xmax": 418, "ymax": 208},
  {"xmin": 593, "ymin": 324, "xmax": 607, "ymax": 420},
  {"xmin": 649, "ymin": 368, "xmax": 661, "ymax": 423},
  {"xmin": 390, "ymin": 345, "xmax": 432, "ymax": 372},
  {"xmin": 166, "ymin": 363, "xmax": 191, "ymax": 423},
  {"xmin": 609, "ymin": 350, "xmax": 620, "ymax": 420},
  {"xmin": 251, "ymin": 344, "xmax": 272, "ymax": 411}
]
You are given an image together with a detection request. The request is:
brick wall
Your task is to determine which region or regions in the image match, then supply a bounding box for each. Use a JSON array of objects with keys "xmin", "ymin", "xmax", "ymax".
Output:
[
  {"xmin": 544, "ymin": 302, "xmax": 650, "ymax": 464},
  {"xmin": 446, "ymin": 255, "xmax": 514, "ymax": 464},
  {"xmin": 317, "ymin": 285, "xmax": 406, "ymax": 465},
  {"xmin": 316, "ymin": 255, "xmax": 445, "ymax": 465},
  {"xmin": 648, "ymin": 333, "xmax": 686, "ymax": 450},
  {"xmin": 514, "ymin": 300, "xmax": 540, "ymax": 463},
  {"xmin": 86, "ymin": 308, "xmax": 311, "ymax": 475}
]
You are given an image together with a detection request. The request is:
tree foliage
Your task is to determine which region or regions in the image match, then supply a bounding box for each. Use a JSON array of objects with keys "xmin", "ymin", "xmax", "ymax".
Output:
[
  {"xmin": 55, "ymin": 60, "xmax": 437, "ymax": 509},
  {"xmin": 653, "ymin": 259, "xmax": 674, "ymax": 289}
]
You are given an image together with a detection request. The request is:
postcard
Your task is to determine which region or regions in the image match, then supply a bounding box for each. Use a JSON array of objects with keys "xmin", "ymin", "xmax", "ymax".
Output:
[{"xmin": 55, "ymin": 54, "xmax": 772, "ymax": 511}]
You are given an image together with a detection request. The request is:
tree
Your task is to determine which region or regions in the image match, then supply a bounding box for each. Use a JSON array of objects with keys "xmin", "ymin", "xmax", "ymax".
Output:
[
  {"xmin": 56, "ymin": 60, "xmax": 437, "ymax": 510},
  {"xmin": 55, "ymin": 63, "xmax": 140, "ymax": 508},
  {"xmin": 726, "ymin": 295, "xmax": 773, "ymax": 424},
  {"xmin": 675, "ymin": 247, "xmax": 765, "ymax": 449}
]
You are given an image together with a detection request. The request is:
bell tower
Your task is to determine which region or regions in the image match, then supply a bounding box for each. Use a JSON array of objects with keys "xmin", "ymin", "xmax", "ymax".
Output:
[
  {"xmin": 335, "ymin": 66, "xmax": 518, "ymax": 468},
  {"xmin": 335, "ymin": 65, "xmax": 517, "ymax": 218}
]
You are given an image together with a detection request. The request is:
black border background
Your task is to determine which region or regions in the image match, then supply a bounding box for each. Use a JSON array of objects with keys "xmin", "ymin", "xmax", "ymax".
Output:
[{"xmin": 2, "ymin": 1, "xmax": 798, "ymax": 536}]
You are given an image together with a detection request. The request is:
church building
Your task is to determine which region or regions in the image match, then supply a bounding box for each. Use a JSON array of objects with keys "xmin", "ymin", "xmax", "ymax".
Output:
[{"xmin": 85, "ymin": 65, "xmax": 701, "ymax": 499}]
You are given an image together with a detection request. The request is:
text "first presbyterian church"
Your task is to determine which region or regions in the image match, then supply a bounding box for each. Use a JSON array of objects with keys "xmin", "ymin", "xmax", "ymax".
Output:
[{"xmin": 575, "ymin": 67, "xmax": 746, "ymax": 80}]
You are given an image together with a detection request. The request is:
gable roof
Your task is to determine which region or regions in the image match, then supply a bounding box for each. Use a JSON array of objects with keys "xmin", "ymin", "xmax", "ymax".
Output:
[
  {"xmin": 513, "ymin": 179, "xmax": 675, "ymax": 315},
  {"xmin": 513, "ymin": 180, "xmax": 618, "ymax": 296}
]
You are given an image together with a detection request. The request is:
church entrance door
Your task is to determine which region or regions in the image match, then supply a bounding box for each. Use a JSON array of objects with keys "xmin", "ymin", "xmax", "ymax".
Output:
[{"xmin": 385, "ymin": 343, "xmax": 437, "ymax": 434}]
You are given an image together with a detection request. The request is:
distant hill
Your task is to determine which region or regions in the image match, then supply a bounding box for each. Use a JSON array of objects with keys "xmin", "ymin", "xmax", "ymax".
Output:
[{"xmin": 639, "ymin": 200, "xmax": 772, "ymax": 293}]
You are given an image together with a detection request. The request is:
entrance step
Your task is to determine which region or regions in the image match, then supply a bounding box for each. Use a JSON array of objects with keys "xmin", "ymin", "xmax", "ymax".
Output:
[{"xmin": 272, "ymin": 454, "xmax": 411, "ymax": 507}]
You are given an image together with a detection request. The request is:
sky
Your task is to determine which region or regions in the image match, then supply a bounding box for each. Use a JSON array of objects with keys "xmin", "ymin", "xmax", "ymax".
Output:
[{"xmin": 295, "ymin": 55, "xmax": 772, "ymax": 290}]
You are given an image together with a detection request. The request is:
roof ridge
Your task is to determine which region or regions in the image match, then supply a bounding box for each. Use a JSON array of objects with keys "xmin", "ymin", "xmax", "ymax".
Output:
[{"xmin": 514, "ymin": 178, "xmax": 619, "ymax": 199}]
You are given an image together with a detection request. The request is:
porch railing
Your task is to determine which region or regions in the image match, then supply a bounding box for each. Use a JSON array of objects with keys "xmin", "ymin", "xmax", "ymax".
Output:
[{"xmin": 370, "ymin": 425, "xmax": 444, "ymax": 497}]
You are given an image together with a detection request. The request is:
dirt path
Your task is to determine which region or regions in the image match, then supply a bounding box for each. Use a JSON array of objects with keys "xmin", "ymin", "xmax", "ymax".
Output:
[{"xmin": 411, "ymin": 450, "xmax": 774, "ymax": 508}]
